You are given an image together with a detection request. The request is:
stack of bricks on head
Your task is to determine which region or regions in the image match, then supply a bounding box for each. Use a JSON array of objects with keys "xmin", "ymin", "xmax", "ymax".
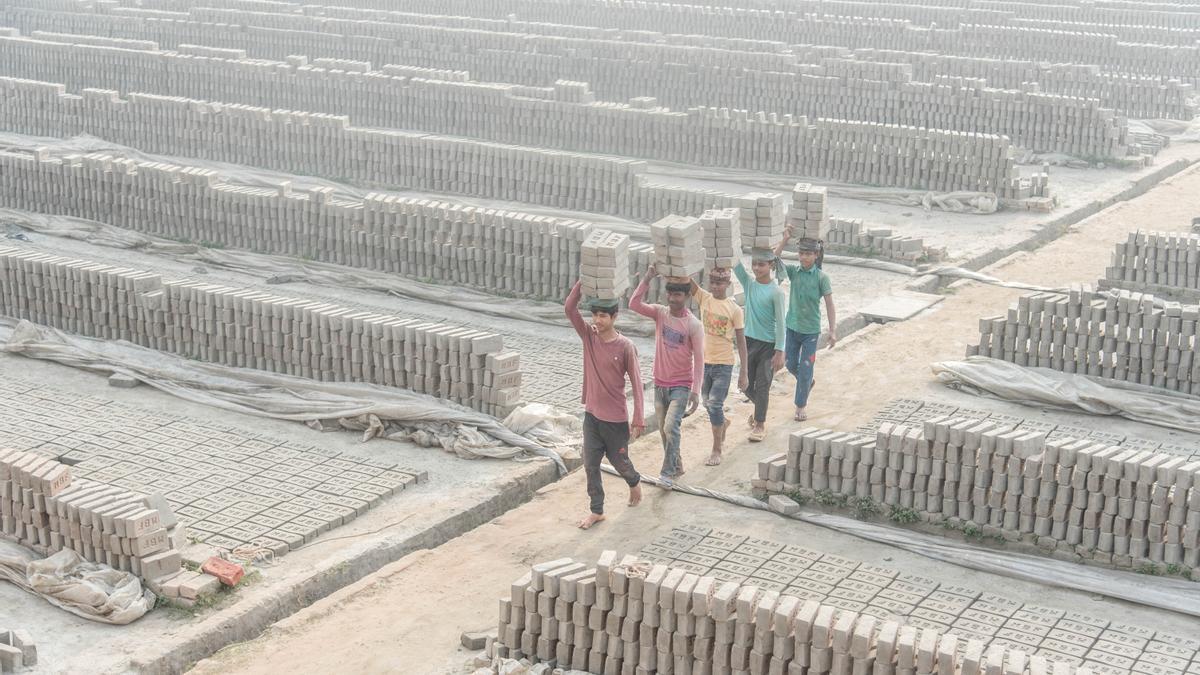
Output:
[
  {"xmin": 755, "ymin": 418, "xmax": 1200, "ymax": 572},
  {"xmin": 789, "ymin": 184, "xmax": 829, "ymax": 243},
  {"xmin": 651, "ymin": 215, "xmax": 706, "ymax": 280},
  {"xmin": 0, "ymin": 448, "xmax": 205, "ymax": 590},
  {"xmin": 700, "ymin": 208, "xmax": 742, "ymax": 271},
  {"xmin": 741, "ymin": 193, "xmax": 788, "ymax": 251},
  {"xmin": 581, "ymin": 230, "xmax": 632, "ymax": 301},
  {"xmin": 492, "ymin": 551, "xmax": 1098, "ymax": 675}
]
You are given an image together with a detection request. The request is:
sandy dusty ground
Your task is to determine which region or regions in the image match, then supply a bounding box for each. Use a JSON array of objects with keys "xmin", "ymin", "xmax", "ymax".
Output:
[{"xmin": 187, "ymin": 163, "xmax": 1200, "ymax": 675}]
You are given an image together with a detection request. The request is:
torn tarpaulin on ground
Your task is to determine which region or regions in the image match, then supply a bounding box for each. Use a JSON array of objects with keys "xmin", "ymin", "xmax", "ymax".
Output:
[
  {"xmin": 1, "ymin": 320, "xmax": 569, "ymax": 474},
  {"xmin": 933, "ymin": 355, "xmax": 1200, "ymax": 435},
  {"xmin": 0, "ymin": 540, "xmax": 154, "ymax": 624}
]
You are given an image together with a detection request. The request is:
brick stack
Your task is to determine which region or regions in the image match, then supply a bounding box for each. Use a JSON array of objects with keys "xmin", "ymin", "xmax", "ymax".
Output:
[
  {"xmin": 754, "ymin": 421, "xmax": 1200, "ymax": 571},
  {"xmin": 699, "ymin": 208, "xmax": 741, "ymax": 270},
  {"xmin": 1102, "ymin": 230, "xmax": 1200, "ymax": 301},
  {"xmin": 0, "ymin": 248, "xmax": 521, "ymax": 416},
  {"xmin": 0, "ymin": 630, "xmax": 35, "ymax": 673},
  {"xmin": 0, "ymin": 148, "xmax": 594, "ymax": 302},
  {"xmin": 579, "ymin": 229, "xmax": 630, "ymax": 301},
  {"xmin": 788, "ymin": 184, "xmax": 828, "ymax": 243},
  {"xmin": 1, "ymin": 448, "xmax": 186, "ymax": 583},
  {"xmin": 825, "ymin": 219, "xmax": 945, "ymax": 263},
  {"xmin": 0, "ymin": 56, "xmax": 1049, "ymax": 199},
  {"xmin": 968, "ymin": 286, "xmax": 1200, "ymax": 395},
  {"xmin": 650, "ymin": 215, "xmax": 705, "ymax": 279},
  {"xmin": 493, "ymin": 551, "xmax": 1090, "ymax": 674},
  {"xmin": 740, "ymin": 193, "xmax": 788, "ymax": 251}
]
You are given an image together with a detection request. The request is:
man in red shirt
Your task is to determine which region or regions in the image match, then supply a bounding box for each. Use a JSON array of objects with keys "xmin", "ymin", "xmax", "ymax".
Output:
[
  {"xmin": 630, "ymin": 265, "xmax": 704, "ymax": 488},
  {"xmin": 565, "ymin": 280, "xmax": 645, "ymax": 529}
]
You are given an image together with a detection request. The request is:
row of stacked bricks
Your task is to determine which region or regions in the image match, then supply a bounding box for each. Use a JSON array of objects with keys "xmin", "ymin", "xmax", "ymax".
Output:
[
  {"xmin": 0, "ymin": 13, "xmax": 1141, "ymax": 164},
  {"xmin": 788, "ymin": 184, "xmax": 828, "ymax": 243},
  {"xmin": 1, "ymin": 449, "xmax": 184, "ymax": 582},
  {"xmin": 755, "ymin": 420, "xmax": 1200, "ymax": 570},
  {"xmin": 0, "ymin": 55, "xmax": 1044, "ymax": 200},
  {"xmin": 700, "ymin": 209, "xmax": 742, "ymax": 271},
  {"xmin": 1102, "ymin": 231, "xmax": 1200, "ymax": 300},
  {"xmin": 0, "ymin": 147, "xmax": 594, "ymax": 302},
  {"xmin": 581, "ymin": 230, "xmax": 631, "ymax": 301},
  {"xmin": 0, "ymin": 248, "xmax": 522, "ymax": 416},
  {"xmin": 969, "ymin": 287, "xmax": 1200, "ymax": 395},
  {"xmin": 495, "ymin": 551, "xmax": 1097, "ymax": 675},
  {"xmin": 825, "ymin": 219, "xmax": 944, "ymax": 264},
  {"xmin": 8, "ymin": 0, "xmax": 1200, "ymax": 82},
  {"xmin": 651, "ymin": 216, "xmax": 706, "ymax": 280}
]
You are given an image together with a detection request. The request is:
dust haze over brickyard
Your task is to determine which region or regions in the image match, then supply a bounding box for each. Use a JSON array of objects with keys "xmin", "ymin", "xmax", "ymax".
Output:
[{"xmin": 0, "ymin": 1, "xmax": 1199, "ymax": 674}]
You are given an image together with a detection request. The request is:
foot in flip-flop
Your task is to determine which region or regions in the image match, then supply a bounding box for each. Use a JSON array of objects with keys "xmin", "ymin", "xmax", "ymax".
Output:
[
  {"xmin": 794, "ymin": 407, "xmax": 808, "ymax": 422},
  {"xmin": 578, "ymin": 513, "xmax": 606, "ymax": 529},
  {"xmin": 749, "ymin": 426, "xmax": 766, "ymax": 442},
  {"xmin": 706, "ymin": 452, "xmax": 723, "ymax": 466}
]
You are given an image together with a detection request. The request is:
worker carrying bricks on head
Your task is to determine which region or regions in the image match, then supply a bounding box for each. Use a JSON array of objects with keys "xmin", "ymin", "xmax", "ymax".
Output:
[
  {"xmin": 688, "ymin": 268, "xmax": 748, "ymax": 466},
  {"xmin": 734, "ymin": 249, "xmax": 787, "ymax": 442},
  {"xmin": 565, "ymin": 280, "xmax": 645, "ymax": 530},
  {"xmin": 774, "ymin": 228, "xmax": 838, "ymax": 422},
  {"xmin": 630, "ymin": 265, "xmax": 704, "ymax": 488}
]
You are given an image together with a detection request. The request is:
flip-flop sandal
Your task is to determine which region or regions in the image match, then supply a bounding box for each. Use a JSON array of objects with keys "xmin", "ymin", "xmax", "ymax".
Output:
[
  {"xmin": 794, "ymin": 410, "xmax": 808, "ymax": 422},
  {"xmin": 749, "ymin": 427, "xmax": 766, "ymax": 442}
]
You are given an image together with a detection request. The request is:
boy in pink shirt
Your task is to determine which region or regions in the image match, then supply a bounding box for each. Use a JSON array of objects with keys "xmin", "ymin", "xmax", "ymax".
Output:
[
  {"xmin": 565, "ymin": 280, "xmax": 645, "ymax": 530},
  {"xmin": 630, "ymin": 265, "xmax": 704, "ymax": 488}
]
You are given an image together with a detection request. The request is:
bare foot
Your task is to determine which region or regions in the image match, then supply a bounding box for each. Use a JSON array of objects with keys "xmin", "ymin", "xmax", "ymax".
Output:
[
  {"xmin": 628, "ymin": 484, "xmax": 643, "ymax": 507},
  {"xmin": 706, "ymin": 452, "xmax": 722, "ymax": 466},
  {"xmin": 578, "ymin": 513, "xmax": 606, "ymax": 529}
]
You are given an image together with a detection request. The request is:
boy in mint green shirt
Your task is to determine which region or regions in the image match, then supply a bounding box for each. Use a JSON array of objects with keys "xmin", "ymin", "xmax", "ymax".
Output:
[{"xmin": 773, "ymin": 228, "xmax": 837, "ymax": 421}]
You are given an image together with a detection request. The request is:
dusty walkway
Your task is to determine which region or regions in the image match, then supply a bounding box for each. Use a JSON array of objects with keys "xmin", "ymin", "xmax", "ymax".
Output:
[{"xmin": 188, "ymin": 163, "xmax": 1200, "ymax": 674}]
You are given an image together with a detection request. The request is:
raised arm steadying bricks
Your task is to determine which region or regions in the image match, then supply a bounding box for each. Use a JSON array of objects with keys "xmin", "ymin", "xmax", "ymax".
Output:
[
  {"xmin": 565, "ymin": 280, "xmax": 644, "ymax": 530},
  {"xmin": 775, "ymin": 227, "xmax": 838, "ymax": 422},
  {"xmin": 630, "ymin": 265, "xmax": 704, "ymax": 489},
  {"xmin": 689, "ymin": 268, "xmax": 748, "ymax": 467},
  {"xmin": 734, "ymin": 250, "xmax": 788, "ymax": 443}
]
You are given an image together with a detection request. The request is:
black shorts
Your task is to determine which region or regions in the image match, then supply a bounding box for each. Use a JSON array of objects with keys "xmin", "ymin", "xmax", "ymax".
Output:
[{"xmin": 583, "ymin": 412, "xmax": 630, "ymax": 455}]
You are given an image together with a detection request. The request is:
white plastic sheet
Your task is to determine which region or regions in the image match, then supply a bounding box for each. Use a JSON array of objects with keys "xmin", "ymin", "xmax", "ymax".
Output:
[
  {"xmin": 605, "ymin": 468, "xmax": 1200, "ymax": 618},
  {"xmin": 933, "ymin": 356, "xmax": 1200, "ymax": 434},
  {"xmin": 1, "ymin": 320, "xmax": 568, "ymax": 474},
  {"xmin": 0, "ymin": 540, "xmax": 154, "ymax": 624}
]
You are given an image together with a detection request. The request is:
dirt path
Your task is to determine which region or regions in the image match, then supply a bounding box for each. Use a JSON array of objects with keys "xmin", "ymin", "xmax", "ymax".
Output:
[{"xmin": 188, "ymin": 164, "xmax": 1200, "ymax": 675}]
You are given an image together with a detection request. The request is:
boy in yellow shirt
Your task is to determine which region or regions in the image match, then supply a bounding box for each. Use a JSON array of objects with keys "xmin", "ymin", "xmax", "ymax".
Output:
[{"xmin": 689, "ymin": 268, "xmax": 748, "ymax": 465}]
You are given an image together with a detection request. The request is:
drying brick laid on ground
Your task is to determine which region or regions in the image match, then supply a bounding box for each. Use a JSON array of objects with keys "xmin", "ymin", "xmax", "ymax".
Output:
[
  {"xmin": 1101, "ymin": 230, "xmax": 1200, "ymax": 302},
  {"xmin": 0, "ymin": 248, "xmax": 520, "ymax": 415},
  {"xmin": 824, "ymin": 218, "xmax": 946, "ymax": 263},
  {"xmin": 753, "ymin": 420, "xmax": 1200, "ymax": 572}
]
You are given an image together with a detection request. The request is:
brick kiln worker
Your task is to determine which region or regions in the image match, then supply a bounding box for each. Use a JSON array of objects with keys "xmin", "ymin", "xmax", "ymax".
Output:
[
  {"xmin": 773, "ymin": 229, "xmax": 838, "ymax": 422},
  {"xmin": 630, "ymin": 265, "xmax": 704, "ymax": 489},
  {"xmin": 565, "ymin": 281, "xmax": 646, "ymax": 530},
  {"xmin": 734, "ymin": 249, "xmax": 788, "ymax": 443},
  {"xmin": 687, "ymin": 268, "xmax": 748, "ymax": 467}
]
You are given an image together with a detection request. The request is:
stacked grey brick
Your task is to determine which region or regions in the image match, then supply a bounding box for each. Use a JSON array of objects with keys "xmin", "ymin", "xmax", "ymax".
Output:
[
  {"xmin": 1, "ymin": 448, "xmax": 185, "ymax": 582},
  {"xmin": 969, "ymin": 286, "xmax": 1200, "ymax": 395},
  {"xmin": 0, "ymin": 247, "xmax": 520, "ymax": 415},
  {"xmin": 0, "ymin": 68, "xmax": 1043, "ymax": 199},
  {"xmin": 494, "ymin": 551, "xmax": 1102, "ymax": 674},
  {"xmin": 1101, "ymin": 230, "xmax": 1200, "ymax": 302},
  {"xmin": 756, "ymin": 420, "xmax": 1200, "ymax": 572}
]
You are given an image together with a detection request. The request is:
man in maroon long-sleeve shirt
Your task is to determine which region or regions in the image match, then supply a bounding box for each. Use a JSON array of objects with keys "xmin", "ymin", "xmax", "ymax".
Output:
[{"xmin": 566, "ymin": 279, "xmax": 645, "ymax": 530}]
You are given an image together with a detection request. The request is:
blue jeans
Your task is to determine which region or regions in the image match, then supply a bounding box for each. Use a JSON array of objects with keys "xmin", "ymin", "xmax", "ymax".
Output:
[
  {"xmin": 785, "ymin": 329, "xmax": 819, "ymax": 408},
  {"xmin": 701, "ymin": 364, "xmax": 733, "ymax": 427},
  {"xmin": 655, "ymin": 385, "xmax": 690, "ymax": 478}
]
